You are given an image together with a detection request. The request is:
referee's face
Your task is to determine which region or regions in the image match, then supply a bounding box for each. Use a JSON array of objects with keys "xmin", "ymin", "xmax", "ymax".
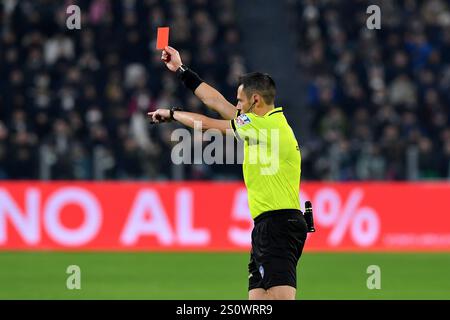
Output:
[{"xmin": 236, "ymin": 84, "xmax": 251, "ymax": 114}]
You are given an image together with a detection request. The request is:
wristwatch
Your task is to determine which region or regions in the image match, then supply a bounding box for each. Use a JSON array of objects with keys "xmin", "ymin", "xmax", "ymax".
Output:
[
  {"xmin": 170, "ymin": 107, "xmax": 183, "ymax": 121},
  {"xmin": 176, "ymin": 65, "xmax": 188, "ymax": 79}
]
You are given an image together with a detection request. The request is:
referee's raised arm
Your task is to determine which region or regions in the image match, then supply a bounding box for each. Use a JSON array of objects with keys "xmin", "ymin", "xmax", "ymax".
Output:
[{"xmin": 161, "ymin": 46, "xmax": 237, "ymax": 120}]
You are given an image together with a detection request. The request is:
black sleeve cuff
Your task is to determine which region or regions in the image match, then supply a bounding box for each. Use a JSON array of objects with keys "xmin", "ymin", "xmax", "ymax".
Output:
[
  {"xmin": 177, "ymin": 66, "xmax": 203, "ymax": 92},
  {"xmin": 230, "ymin": 119, "xmax": 242, "ymax": 141}
]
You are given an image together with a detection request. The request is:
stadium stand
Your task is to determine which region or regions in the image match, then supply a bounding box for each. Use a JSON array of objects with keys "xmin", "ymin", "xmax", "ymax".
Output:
[
  {"xmin": 288, "ymin": 0, "xmax": 450, "ymax": 180},
  {"xmin": 1, "ymin": 0, "xmax": 449, "ymax": 181},
  {"xmin": 0, "ymin": 0, "xmax": 245, "ymax": 180}
]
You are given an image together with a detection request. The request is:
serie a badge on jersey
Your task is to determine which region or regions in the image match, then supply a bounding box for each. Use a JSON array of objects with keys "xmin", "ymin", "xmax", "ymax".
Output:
[{"xmin": 236, "ymin": 114, "xmax": 251, "ymax": 127}]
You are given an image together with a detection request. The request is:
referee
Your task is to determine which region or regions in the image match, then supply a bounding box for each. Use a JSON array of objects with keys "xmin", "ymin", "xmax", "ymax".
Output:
[{"xmin": 149, "ymin": 46, "xmax": 308, "ymax": 300}]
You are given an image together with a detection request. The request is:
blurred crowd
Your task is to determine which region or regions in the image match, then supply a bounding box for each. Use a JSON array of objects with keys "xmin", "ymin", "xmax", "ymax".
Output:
[
  {"xmin": 0, "ymin": 0, "xmax": 245, "ymax": 180},
  {"xmin": 290, "ymin": 0, "xmax": 450, "ymax": 180},
  {"xmin": 289, "ymin": 0, "xmax": 450, "ymax": 180},
  {"xmin": 2, "ymin": 0, "xmax": 449, "ymax": 181}
]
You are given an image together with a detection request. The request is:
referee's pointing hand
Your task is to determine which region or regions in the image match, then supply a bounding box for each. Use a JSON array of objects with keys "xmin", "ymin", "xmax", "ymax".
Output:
[{"xmin": 148, "ymin": 109, "xmax": 170, "ymax": 124}]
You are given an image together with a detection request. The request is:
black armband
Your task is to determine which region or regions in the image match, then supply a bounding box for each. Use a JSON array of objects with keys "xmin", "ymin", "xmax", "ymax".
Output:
[{"xmin": 176, "ymin": 65, "xmax": 203, "ymax": 92}]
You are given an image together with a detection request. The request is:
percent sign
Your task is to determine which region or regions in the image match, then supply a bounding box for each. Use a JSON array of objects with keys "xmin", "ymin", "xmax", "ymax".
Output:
[{"xmin": 315, "ymin": 188, "xmax": 380, "ymax": 247}]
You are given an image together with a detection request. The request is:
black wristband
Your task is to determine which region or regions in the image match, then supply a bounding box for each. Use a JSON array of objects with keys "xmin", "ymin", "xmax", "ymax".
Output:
[{"xmin": 176, "ymin": 65, "xmax": 203, "ymax": 92}]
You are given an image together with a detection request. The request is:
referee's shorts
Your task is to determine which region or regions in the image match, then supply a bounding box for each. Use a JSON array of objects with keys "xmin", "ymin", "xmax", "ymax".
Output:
[{"xmin": 248, "ymin": 209, "xmax": 308, "ymax": 291}]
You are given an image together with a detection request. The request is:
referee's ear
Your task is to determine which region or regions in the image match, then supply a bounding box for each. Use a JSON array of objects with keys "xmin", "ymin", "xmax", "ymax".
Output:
[{"xmin": 252, "ymin": 94, "xmax": 259, "ymax": 105}]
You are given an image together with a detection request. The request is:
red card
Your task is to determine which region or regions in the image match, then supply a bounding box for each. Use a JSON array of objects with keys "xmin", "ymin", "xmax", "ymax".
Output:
[{"xmin": 156, "ymin": 27, "xmax": 169, "ymax": 50}]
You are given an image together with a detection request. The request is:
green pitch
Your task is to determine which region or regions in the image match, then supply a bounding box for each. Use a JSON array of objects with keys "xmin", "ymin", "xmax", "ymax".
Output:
[{"xmin": 0, "ymin": 252, "xmax": 449, "ymax": 299}]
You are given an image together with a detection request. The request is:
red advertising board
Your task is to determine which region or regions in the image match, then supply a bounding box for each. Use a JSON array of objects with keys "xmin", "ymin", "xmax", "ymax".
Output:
[{"xmin": 0, "ymin": 182, "xmax": 449, "ymax": 251}]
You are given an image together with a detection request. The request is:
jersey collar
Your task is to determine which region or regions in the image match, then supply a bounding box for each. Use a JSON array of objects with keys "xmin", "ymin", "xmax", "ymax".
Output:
[{"xmin": 266, "ymin": 107, "xmax": 283, "ymax": 117}]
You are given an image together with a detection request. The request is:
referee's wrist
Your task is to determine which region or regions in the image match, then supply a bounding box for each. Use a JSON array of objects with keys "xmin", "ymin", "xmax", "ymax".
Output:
[
  {"xmin": 170, "ymin": 107, "xmax": 183, "ymax": 121},
  {"xmin": 176, "ymin": 65, "xmax": 203, "ymax": 92},
  {"xmin": 176, "ymin": 64, "xmax": 188, "ymax": 79}
]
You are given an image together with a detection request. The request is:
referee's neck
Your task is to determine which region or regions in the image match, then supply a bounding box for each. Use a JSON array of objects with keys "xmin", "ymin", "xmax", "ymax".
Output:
[{"xmin": 253, "ymin": 104, "xmax": 275, "ymax": 117}]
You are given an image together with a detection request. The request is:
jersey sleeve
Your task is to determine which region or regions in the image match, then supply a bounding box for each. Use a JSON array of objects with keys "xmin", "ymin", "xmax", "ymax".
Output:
[{"xmin": 230, "ymin": 113, "xmax": 259, "ymax": 141}]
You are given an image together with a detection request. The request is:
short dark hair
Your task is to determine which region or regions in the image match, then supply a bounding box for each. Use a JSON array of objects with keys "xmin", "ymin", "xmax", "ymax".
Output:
[{"xmin": 238, "ymin": 72, "xmax": 276, "ymax": 105}]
